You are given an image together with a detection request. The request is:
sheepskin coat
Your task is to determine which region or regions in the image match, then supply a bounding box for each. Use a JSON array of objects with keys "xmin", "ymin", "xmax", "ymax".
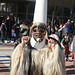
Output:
[{"xmin": 10, "ymin": 44, "xmax": 66, "ymax": 75}]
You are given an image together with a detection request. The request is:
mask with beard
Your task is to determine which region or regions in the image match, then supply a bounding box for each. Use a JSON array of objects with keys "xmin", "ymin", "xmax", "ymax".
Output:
[
  {"xmin": 30, "ymin": 23, "xmax": 47, "ymax": 49},
  {"xmin": 32, "ymin": 24, "xmax": 46, "ymax": 42}
]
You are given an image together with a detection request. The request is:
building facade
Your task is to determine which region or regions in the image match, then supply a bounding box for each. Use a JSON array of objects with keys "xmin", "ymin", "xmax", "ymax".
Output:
[{"xmin": 0, "ymin": 0, "xmax": 75, "ymax": 24}]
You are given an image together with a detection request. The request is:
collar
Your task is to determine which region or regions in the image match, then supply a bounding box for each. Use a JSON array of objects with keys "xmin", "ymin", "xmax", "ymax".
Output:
[{"xmin": 30, "ymin": 36, "xmax": 45, "ymax": 49}]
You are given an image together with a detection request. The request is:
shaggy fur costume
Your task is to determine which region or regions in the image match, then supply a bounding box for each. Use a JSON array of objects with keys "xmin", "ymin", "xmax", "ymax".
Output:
[{"xmin": 10, "ymin": 43, "xmax": 66, "ymax": 75}]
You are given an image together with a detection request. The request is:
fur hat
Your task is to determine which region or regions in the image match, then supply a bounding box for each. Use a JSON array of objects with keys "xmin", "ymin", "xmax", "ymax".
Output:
[{"xmin": 20, "ymin": 24, "xmax": 28, "ymax": 29}]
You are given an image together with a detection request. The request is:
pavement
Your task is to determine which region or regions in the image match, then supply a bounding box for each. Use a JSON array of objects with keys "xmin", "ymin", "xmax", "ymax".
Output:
[
  {"xmin": 0, "ymin": 42, "xmax": 14, "ymax": 75},
  {"xmin": 0, "ymin": 42, "xmax": 75, "ymax": 75}
]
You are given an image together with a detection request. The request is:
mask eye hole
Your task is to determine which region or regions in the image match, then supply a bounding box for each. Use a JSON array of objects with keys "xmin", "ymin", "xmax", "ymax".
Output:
[
  {"xmin": 39, "ymin": 29, "xmax": 45, "ymax": 34},
  {"xmin": 33, "ymin": 29, "xmax": 37, "ymax": 32},
  {"xmin": 33, "ymin": 28, "xmax": 45, "ymax": 34}
]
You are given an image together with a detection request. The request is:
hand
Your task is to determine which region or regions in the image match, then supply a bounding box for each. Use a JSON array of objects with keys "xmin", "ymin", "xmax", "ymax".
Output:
[{"xmin": 21, "ymin": 36, "xmax": 30, "ymax": 48}]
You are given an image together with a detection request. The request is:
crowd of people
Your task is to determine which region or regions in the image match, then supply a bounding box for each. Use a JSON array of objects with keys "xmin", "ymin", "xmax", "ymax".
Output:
[
  {"xmin": 0, "ymin": 16, "xmax": 75, "ymax": 62},
  {"xmin": 0, "ymin": 16, "xmax": 31, "ymax": 45},
  {"xmin": 47, "ymin": 17, "xmax": 75, "ymax": 61}
]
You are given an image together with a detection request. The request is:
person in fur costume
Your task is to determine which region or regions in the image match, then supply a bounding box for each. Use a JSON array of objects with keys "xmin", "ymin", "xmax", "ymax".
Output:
[
  {"xmin": 10, "ymin": 0, "xmax": 66, "ymax": 75},
  {"xmin": 10, "ymin": 33, "xmax": 66, "ymax": 75}
]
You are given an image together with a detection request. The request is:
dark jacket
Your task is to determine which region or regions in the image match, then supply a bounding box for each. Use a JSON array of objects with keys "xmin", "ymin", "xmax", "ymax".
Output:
[
  {"xmin": 1, "ymin": 23, "xmax": 7, "ymax": 31},
  {"xmin": 74, "ymin": 23, "xmax": 75, "ymax": 35},
  {"xmin": 5, "ymin": 19, "xmax": 12, "ymax": 30}
]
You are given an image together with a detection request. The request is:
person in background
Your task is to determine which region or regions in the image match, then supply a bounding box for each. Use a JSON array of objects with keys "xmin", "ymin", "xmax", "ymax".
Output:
[
  {"xmin": 70, "ymin": 35, "xmax": 75, "ymax": 65},
  {"xmin": 5, "ymin": 16, "xmax": 13, "ymax": 41},
  {"xmin": 47, "ymin": 19, "xmax": 51, "ymax": 35},
  {"xmin": 54, "ymin": 16, "xmax": 60, "ymax": 28},
  {"xmin": 66, "ymin": 19, "xmax": 71, "ymax": 34},
  {"xmin": 54, "ymin": 25, "xmax": 62, "ymax": 40},
  {"xmin": 70, "ymin": 20, "xmax": 74, "ymax": 36},
  {"xmin": 62, "ymin": 23, "xmax": 67, "ymax": 38},
  {"xmin": 47, "ymin": 21, "xmax": 51, "ymax": 35},
  {"xmin": 61, "ymin": 32, "xmax": 70, "ymax": 61},
  {"xmin": 1, "ymin": 20, "xmax": 7, "ymax": 44},
  {"xmin": 71, "ymin": 23, "xmax": 75, "ymax": 66},
  {"xmin": 11, "ymin": 25, "xmax": 16, "ymax": 43},
  {"xmin": 14, "ymin": 21, "xmax": 20, "ymax": 41}
]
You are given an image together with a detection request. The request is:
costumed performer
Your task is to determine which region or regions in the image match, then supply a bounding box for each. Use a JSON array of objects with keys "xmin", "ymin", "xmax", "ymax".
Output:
[{"xmin": 10, "ymin": 0, "xmax": 66, "ymax": 75}]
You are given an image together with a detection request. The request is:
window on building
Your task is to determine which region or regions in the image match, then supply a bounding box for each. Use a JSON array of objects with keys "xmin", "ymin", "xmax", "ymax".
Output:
[
  {"xmin": 73, "ymin": 8, "xmax": 75, "ymax": 21},
  {"xmin": 18, "ymin": 14, "xmax": 26, "ymax": 20},
  {"xmin": 7, "ymin": 3, "xmax": 17, "ymax": 12},
  {"xmin": 18, "ymin": 2, "xmax": 27, "ymax": 13},
  {"xmin": 56, "ymin": 0, "xmax": 62, "ymax": 6},
  {"xmin": 55, "ymin": 6, "xmax": 62, "ymax": 17},
  {"xmin": 28, "ymin": 2, "xmax": 35, "ymax": 14},
  {"xmin": 0, "ymin": 3, "xmax": 6, "ymax": 12},
  {"xmin": 64, "ymin": 0, "xmax": 71, "ymax": 8},
  {"xmin": 48, "ymin": 6, "xmax": 54, "ymax": 18},
  {"xmin": 64, "ymin": 7, "xmax": 70, "ymax": 17}
]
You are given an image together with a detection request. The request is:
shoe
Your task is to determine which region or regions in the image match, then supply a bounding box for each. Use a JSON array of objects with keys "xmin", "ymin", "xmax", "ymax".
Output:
[
  {"xmin": 14, "ymin": 41, "xmax": 17, "ymax": 44},
  {"xmin": 7, "ymin": 40, "xmax": 11, "ymax": 43},
  {"xmin": 66, "ymin": 58, "xmax": 69, "ymax": 61},
  {"xmin": 11, "ymin": 41, "xmax": 14, "ymax": 43},
  {"xmin": 9, "ymin": 40, "xmax": 11, "ymax": 43},
  {"xmin": 4, "ymin": 40, "xmax": 7, "ymax": 43},
  {"xmin": 0, "ymin": 41, "xmax": 2, "ymax": 44}
]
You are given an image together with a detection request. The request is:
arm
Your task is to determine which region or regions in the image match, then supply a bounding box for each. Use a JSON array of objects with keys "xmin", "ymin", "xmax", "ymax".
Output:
[
  {"xmin": 10, "ymin": 36, "xmax": 30, "ymax": 75},
  {"xmin": 11, "ymin": 36, "xmax": 30, "ymax": 67}
]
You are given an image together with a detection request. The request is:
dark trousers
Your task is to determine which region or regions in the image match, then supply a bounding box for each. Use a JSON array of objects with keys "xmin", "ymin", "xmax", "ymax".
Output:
[
  {"xmin": 6, "ymin": 29, "xmax": 11, "ymax": 40},
  {"xmin": 1, "ymin": 30, "xmax": 6, "ymax": 42}
]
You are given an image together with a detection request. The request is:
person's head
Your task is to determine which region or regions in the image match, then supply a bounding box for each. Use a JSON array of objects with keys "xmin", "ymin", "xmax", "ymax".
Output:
[
  {"xmin": 55, "ymin": 25, "xmax": 58, "ymax": 31},
  {"xmin": 47, "ymin": 22, "xmax": 50, "ymax": 26},
  {"xmin": 60, "ymin": 24, "xmax": 62, "ymax": 28},
  {"xmin": 68, "ymin": 19, "xmax": 70, "ymax": 22},
  {"xmin": 71, "ymin": 20, "xmax": 74, "ymax": 24},
  {"xmin": 48, "ymin": 34, "xmax": 60, "ymax": 49},
  {"xmin": 56, "ymin": 16, "xmax": 59, "ymax": 20},
  {"xmin": 17, "ymin": 20, "xmax": 20, "ymax": 24},
  {"xmin": 2, "ymin": 20, "xmax": 5, "ymax": 23},
  {"xmin": 65, "ymin": 32, "xmax": 69, "ymax": 38},
  {"xmin": 30, "ymin": 22, "xmax": 47, "ymax": 42},
  {"xmin": 2, "ymin": 20, "xmax": 5, "ymax": 25},
  {"xmin": 7, "ymin": 16, "xmax": 10, "ymax": 20}
]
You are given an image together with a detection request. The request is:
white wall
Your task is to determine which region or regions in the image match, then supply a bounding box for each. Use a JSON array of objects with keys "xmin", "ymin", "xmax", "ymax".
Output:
[{"xmin": 0, "ymin": 3, "xmax": 2, "ymax": 11}]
